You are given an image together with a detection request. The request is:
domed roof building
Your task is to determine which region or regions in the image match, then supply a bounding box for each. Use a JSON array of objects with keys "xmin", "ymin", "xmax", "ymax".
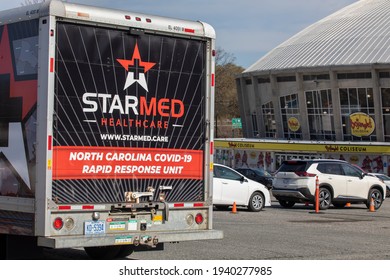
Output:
[{"xmin": 236, "ymin": 0, "xmax": 390, "ymax": 143}]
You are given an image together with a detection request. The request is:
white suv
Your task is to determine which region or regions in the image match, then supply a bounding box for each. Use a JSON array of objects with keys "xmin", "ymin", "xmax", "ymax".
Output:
[{"xmin": 273, "ymin": 159, "xmax": 386, "ymax": 210}]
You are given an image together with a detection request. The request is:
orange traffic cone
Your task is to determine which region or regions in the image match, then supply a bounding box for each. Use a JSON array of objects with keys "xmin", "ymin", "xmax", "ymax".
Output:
[
  {"xmin": 346, "ymin": 202, "xmax": 351, "ymax": 207},
  {"xmin": 231, "ymin": 202, "xmax": 237, "ymax": 214},
  {"xmin": 369, "ymin": 198, "xmax": 375, "ymax": 212}
]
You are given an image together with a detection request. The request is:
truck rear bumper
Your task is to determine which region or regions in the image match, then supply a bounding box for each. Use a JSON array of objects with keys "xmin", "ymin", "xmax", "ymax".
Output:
[{"xmin": 38, "ymin": 229, "xmax": 223, "ymax": 249}]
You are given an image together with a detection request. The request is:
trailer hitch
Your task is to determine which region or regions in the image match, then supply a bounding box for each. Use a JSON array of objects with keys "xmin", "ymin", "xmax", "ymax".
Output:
[
  {"xmin": 124, "ymin": 187, "xmax": 155, "ymax": 204},
  {"xmin": 110, "ymin": 201, "xmax": 169, "ymax": 221},
  {"xmin": 109, "ymin": 186, "xmax": 172, "ymax": 221}
]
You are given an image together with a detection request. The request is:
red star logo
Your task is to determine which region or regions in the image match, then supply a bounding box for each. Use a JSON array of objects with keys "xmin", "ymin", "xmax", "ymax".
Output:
[{"xmin": 117, "ymin": 43, "xmax": 156, "ymax": 91}]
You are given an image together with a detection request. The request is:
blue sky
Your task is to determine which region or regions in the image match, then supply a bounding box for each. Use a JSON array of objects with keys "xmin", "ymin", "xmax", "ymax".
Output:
[{"xmin": 1, "ymin": 0, "xmax": 357, "ymax": 68}]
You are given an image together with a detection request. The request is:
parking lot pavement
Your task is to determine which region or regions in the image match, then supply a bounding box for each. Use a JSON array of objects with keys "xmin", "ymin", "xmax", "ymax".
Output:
[
  {"xmin": 41, "ymin": 198, "xmax": 390, "ymax": 260},
  {"xmin": 132, "ymin": 199, "xmax": 390, "ymax": 260}
]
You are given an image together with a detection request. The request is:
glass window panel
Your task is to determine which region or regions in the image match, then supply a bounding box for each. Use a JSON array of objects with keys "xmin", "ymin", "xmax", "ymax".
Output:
[
  {"xmin": 339, "ymin": 88, "xmax": 348, "ymax": 106},
  {"xmin": 340, "ymin": 87, "xmax": 374, "ymax": 141},
  {"xmin": 348, "ymin": 88, "xmax": 358, "ymax": 106},
  {"xmin": 280, "ymin": 94, "xmax": 301, "ymax": 139},
  {"xmin": 262, "ymin": 101, "xmax": 276, "ymax": 138},
  {"xmin": 358, "ymin": 88, "xmax": 368, "ymax": 108},
  {"xmin": 305, "ymin": 89, "xmax": 335, "ymax": 141},
  {"xmin": 382, "ymin": 88, "xmax": 390, "ymax": 107},
  {"xmin": 306, "ymin": 91, "xmax": 314, "ymax": 108}
]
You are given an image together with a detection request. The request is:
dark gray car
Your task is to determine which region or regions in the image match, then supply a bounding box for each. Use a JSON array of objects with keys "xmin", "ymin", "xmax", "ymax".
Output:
[{"xmin": 235, "ymin": 168, "xmax": 274, "ymax": 189}]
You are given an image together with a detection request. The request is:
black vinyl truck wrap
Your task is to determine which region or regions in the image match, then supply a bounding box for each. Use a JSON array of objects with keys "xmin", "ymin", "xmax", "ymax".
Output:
[
  {"xmin": 0, "ymin": 0, "xmax": 221, "ymax": 259},
  {"xmin": 52, "ymin": 22, "xmax": 206, "ymax": 204}
]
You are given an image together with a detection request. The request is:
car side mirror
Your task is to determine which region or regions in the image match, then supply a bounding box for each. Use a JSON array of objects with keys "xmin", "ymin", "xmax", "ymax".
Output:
[{"xmin": 240, "ymin": 176, "xmax": 246, "ymax": 183}]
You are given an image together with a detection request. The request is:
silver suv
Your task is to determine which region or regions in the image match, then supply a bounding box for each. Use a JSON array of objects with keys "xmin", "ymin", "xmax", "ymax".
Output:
[{"xmin": 273, "ymin": 159, "xmax": 386, "ymax": 210}]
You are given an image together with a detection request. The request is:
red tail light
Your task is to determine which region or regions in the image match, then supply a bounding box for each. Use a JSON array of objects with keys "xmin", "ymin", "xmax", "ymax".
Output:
[
  {"xmin": 295, "ymin": 171, "xmax": 316, "ymax": 177},
  {"xmin": 53, "ymin": 217, "xmax": 64, "ymax": 230},
  {"xmin": 195, "ymin": 213, "xmax": 204, "ymax": 224}
]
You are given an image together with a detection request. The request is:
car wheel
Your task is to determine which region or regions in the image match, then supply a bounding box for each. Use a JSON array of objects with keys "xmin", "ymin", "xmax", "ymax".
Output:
[
  {"xmin": 319, "ymin": 188, "xmax": 331, "ymax": 210},
  {"xmin": 366, "ymin": 188, "xmax": 383, "ymax": 210},
  {"xmin": 248, "ymin": 192, "xmax": 265, "ymax": 212},
  {"xmin": 332, "ymin": 202, "xmax": 346, "ymax": 208},
  {"xmin": 278, "ymin": 200, "xmax": 295, "ymax": 208}
]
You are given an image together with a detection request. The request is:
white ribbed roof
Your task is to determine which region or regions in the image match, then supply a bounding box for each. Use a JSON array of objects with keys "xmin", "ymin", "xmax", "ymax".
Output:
[{"xmin": 245, "ymin": 0, "xmax": 390, "ymax": 73}]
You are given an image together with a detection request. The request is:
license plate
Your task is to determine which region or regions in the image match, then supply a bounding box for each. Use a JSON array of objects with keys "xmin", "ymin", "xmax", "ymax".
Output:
[{"xmin": 84, "ymin": 220, "xmax": 106, "ymax": 235}]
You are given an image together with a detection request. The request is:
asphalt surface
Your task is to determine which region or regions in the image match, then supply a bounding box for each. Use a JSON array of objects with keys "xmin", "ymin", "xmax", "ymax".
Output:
[{"xmin": 42, "ymin": 197, "xmax": 390, "ymax": 260}]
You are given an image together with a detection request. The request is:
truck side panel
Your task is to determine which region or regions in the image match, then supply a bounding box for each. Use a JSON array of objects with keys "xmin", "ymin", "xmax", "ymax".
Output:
[
  {"xmin": 0, "ymin": 19, "xmax": 39, "ymax": 236},
  {"xmin": 0, "ymin": 19, "xmax": 39, "ymax": 199}
]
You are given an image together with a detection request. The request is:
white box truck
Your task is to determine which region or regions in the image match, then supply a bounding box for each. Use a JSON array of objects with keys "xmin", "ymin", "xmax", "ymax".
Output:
[{"xmin": 0, "ymin": 0, "xmax": 222, "ymax": 259}]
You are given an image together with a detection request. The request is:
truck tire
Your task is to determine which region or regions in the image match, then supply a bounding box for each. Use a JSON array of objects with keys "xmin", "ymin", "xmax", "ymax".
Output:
[
  {"xmin": 116, "ymin": 245, "xmax": 135, "ymax": 258},
  {"xmin": 0, "ymin": 234, "xmax": 6, "ymax": 260},
  {"xmin": 0, "ymin": 234, "xmax": 43, "ymax": 259},
  {"xmin": 84, "ymin": 246, "xmax": 121, "ymax": 259},
  {"xmin": 214, "ymin": 205, "xmax": 230, "ymax": 211}
]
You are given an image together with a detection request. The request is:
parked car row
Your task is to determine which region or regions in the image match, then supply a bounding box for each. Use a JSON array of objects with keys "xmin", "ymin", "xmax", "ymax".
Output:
[{"xmin": 213, "ymin": 159, "xmax": 388, "ymax": 212}]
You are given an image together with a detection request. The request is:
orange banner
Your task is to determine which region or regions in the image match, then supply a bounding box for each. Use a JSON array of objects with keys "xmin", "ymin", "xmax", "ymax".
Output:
[{"xmin": 52, "ymin": 146, "xmax": 203, "ymax": 180}]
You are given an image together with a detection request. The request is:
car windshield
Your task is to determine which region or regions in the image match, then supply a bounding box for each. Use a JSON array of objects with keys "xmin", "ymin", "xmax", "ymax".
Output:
[
  {"xmin": 278, "ymin": 161, "xmax": 308, "ymax": 172},
  {"xmin": 254, "ymin": 169, "xmax": 271, "ymax": 177},
  {"xmin": 375, "ymin": 174, "xmax": 390, "ymax": 181},
  {"xmin": 352, "ymin": 164, "xmax": 366, "ymax": 174}
]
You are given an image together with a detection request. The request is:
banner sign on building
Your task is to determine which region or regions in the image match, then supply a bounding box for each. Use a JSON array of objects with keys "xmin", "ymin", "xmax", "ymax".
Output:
[
  {"xmin": 350, "ymin": 112, "xmax": 375, "ymax": 137},
  {"xmin": 288, "ymin": 117, "xmax": 300, "ymax": 132}
]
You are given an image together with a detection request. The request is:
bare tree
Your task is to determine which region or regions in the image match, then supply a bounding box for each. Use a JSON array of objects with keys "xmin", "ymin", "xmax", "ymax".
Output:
[
  {"xmin": 214, "ymin": 48, "xmax": 244, "ymax": 137},
  {"xmin": 216, "ymin": 46, "xmax": 236, "ymax": 66}
]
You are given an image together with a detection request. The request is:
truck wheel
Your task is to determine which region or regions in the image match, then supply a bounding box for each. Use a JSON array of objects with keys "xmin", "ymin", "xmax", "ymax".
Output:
[
  {"xmin": 248, "ymin": 192, "xmax": 265, "ymax": 212},
  {"xmin": 84, "ymin": 246, "xmax": 121, "ymax": 259},
  {"xmin": 116, "ymin": 245, "xmax": 135, "ymax": 258},
  {"xmin": 279, "ymin": 200, "xmax": 295, "ymax": 208},
  {"xmin": 319, "ymin": 188, "xmax": 331, "ymax": 210},
  {"xmin": 214, "ymin": 205, "xmax": 230, "ymax": 211},
  {"xmin": 0, "ymin": 234, "xmax": 43, "ymax": 259},
  {"xmin": 366, "ymin": 188, "xmax": 383, "ymax": 210}
]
